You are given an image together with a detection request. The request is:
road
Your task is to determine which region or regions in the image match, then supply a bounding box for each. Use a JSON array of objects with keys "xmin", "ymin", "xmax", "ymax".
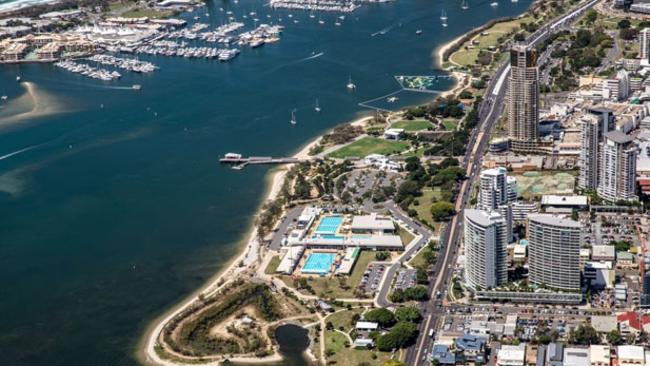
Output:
[{"xmin": 404, "ymin": 1, "xmax": 599, "ymax": 364}]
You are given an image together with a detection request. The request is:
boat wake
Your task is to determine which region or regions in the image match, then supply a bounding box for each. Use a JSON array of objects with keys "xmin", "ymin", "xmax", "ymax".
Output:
[
  {"xmin": 266, "ymin": 51, "xmax": 325, "ymax": 73},
  {"xmin": 0, "ymin": 144, "xmax": 41, "ymax": 162}
]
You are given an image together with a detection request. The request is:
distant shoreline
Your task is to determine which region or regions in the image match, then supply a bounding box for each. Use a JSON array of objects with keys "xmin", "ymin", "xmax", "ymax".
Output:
[{"xmin": 0, "ymin": 0, "xmax": 60, "ymax": 14}]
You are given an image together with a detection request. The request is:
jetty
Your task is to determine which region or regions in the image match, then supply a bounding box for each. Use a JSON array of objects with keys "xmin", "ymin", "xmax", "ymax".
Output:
[{"xmin": 219, "ymin": 153, "xmax": 312, "ymax": 169}]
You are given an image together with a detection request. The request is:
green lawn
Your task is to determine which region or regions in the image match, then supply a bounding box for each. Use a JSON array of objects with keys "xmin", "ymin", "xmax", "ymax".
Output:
[
  {"xmin": 390, "ymin": 120, "xmax": 433, "ymax": 132},
  {"xmin": 409, "ymin": 245, "xmax": 436, "ymax": 269},
  {"xmin": 449, "ymin": 16, "xmax": 533, "ymax": 66},
  {"xmin": 327, "ymin": 308, "xmax": 365, "ymax": 331},
  {"xmin": 281, "ymin": 251, "xmax": 376, "ymax": 299},
  {"xmin": 121, "ymin": 8, "xmax": 173, "ymax": 18},
  {"xmin": 398, "ymin": 226, "xmax": 415, "ymax": 246},
  {"xmin": 265, "ymin": 255, "xmax": 281, "ymax": 275},
  {"xmin": 325, "ymin": 330, "xmax": 391, "ymax": 365},
  {"xmin": 409, "ymin": 188, "xmax": 444, "ymax": 234},
  {"xmin": 328, "ymin": 137, "xmax": 410, "ymax": 159},
  {"xmin": 442, "ymin": 119, "xmax": 458, "ymax": 131}
]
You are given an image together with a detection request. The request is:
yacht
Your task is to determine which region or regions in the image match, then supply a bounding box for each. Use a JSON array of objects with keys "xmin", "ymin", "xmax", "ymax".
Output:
[
  {"xmin": 387, "ymin": 96, "xmax": 399, "ymax": 103},
  {"xmin": 461, "ymin": 0, "xmax": 469, "ymax": 9},
  {"xmin": 1, "ymin": 95, "xmax": 7, "ymax": 101},
  {"xmin": 346, "ymin": 74, "xmax": 356, "ymax": 90},
  {"xmin": 335, "ymin": 21, "xmax": 341, "ymax": 26},
  {"xmin": 290, "ymin": 109, "xmax": 297, "ymax": 125},
  {"xmin": 314, "ymin": 99, "xmax": 321, "ymax": 112},
  {"xmin": 490, "ymin": 1, "xmax": 499, "ymax": 6},
  {"xmin": 132, "ymin": 84, "xmax": 142, "ymax": 91},
  {"xmin": 15, "ymin": 76, "xmax": 21, "ymax": 82},
  {"xmin": 442, "ymin": 22, "xmax": 448, "ymax": 27},
  {"xmin": 416, "ymin": 29, "xmax": 423, "ymax": 35},
  {"xmin": 440, "ymin": 9, "xmax": 448, "ymax": 21},
  {"xmin": 309, "ymin": 11, "xmax": 315, "ymax": 18}
]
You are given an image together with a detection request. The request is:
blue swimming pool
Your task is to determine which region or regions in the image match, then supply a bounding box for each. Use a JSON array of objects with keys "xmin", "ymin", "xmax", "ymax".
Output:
[
  {"xmin": 301, "ymin": 252, "xmax": 336, "ymax": 275},
  {"xmin": 314, "ymin": 216, "xmax": 343, "ymax": 235}
]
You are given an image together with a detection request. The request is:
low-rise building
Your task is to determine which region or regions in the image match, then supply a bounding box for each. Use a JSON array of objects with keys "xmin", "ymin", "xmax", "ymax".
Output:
[
  {"xmin": 618, "ymin": 345, "xmax": 645, "ymax": 366},
  {"xmin": 497, "ymin": 344, "xmax": 526, "ymax": 366},
  {"xmin": 590, "ymin": 345, "xmax": 611, "ymax": 366},
  {"xmin": 540, "ymin": 194, "xmax": 588, "ymax": 213},
  {"xmin": 431, "ymin": 343, "xmax": 456, "ymax": 365},
  {"xmin": 590, "ymin": 315, "xmax": 618, "ymax": 334},
  {"xmin": 564, "ymin": 347, "xmax": 590, "ymax": 366},
  {"xmin": 592, "ymin": 245, "xmax": 616, "ymax": 262},
  {"xmin": 584, "ymin": 261, "xmax": 615, "ymax": 289},
  {"xmin": 383, "ymin": 128, "xmax": 404, "ymax": 140},
  {"xmin": 455, "ymin": 333, "xmax": 487, "ymax": 363}
]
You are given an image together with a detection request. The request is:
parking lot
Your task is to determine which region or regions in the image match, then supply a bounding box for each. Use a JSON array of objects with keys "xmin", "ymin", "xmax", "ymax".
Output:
[
  {"xmin": 394, "ymin": 268, "xmax": 417, "ymax": 291},
  {"xmin": 360, "ymin": 262, "xmax": 386, "ymax": 294}
]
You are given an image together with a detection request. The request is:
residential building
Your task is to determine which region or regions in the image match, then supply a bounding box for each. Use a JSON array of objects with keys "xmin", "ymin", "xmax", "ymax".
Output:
[
  {"xmin": 478, "ymin": 167, "xmax": 515, "ymax": 241},
  {"xmin": 508, "ymin": 44, "xmax": 539, "ymax": 152},
  {"xmin": 464, "ymin": 209, "xmax": 508, "ymax": 290},
  {"xmin": 431, "ymin": 344, "xmax": 456, "ymax": 365},
  {"xmin": 597, "ymin": 131, "xmax": 638, "ymax": 202},
  {"xmin": 547, "ymin": 343, "xmax": 564, "ymax": 366},
  {"xmin": 528, "ymin": 214, "xmax": 582, "ymax": 291},
  {"xmin": 641, "ymin": 28, "xmax": 650, "ymax": 64},
  {"xmin": 579, "ymin": 114, "xmax": 602, "ymax": 190},
  {"xmin": 455, "ymin": 334, "xmax": 487, "ymax": 363},
  {"xmin": 511, "ymin": 201, "xmax": 539, "ymax": 221},
  {"xmin": 641, "ymin": 271, "xmax": 650, "ymax": 307}
]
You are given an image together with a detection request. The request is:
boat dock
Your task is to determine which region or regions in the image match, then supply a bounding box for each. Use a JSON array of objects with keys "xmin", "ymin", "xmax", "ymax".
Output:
[{"xmin": 219, "ymin": 153, "xmax": 310, "ymax": 169}]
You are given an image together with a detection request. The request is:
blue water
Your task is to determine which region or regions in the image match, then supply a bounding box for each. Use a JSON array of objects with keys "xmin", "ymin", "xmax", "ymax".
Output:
[
  {"xmin": 301, "ymin": 252, "xmax": 336, "ymax": 274},
  {"xmin": 314, "ymin": 215, "xmax": 343, "ymax": 235},
  {"xmin": 0, "ymin": 0, "xmax": 533, "ymax": 364}
]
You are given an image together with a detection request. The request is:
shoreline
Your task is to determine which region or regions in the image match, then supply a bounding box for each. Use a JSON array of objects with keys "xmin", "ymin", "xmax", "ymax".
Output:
[{"xmin": 141, "ymin": 30, "xmax": 471, "ymax": 366}]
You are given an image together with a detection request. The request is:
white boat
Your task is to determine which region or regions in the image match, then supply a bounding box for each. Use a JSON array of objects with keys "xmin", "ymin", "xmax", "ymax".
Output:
[
  {"xmin": 490, "ymin": 1, "xmax": 498, "ymax": 6},
  {"xmin": 309, "ymin": 11, "xmax": 315, "ymax": 18},
  {"xmin": 387, "ymin": 96, "xmax": 399, "ymax": 103},
  {"xmin": 461, "ymin": 0, "xmax": 469, "ymax": 9},
  {"xmin": 346, "ymin": 74, "xmax": 356, "ymax": 90},
  {"xmin": 416, "ymin": 29, "xmax": 423, "ymax": 35},
  {"xmin": 335, "ymin": 21, "xmax": 341, "ymax": 26},
  {"xmin": 294, "ymin": 19, "xmax": 299, "ymax": 23},
  {"xmin": 314, "ymin": 99, "xmax": 321, "ymax": 112},
  {"xmin": 15, "ymin": 76, "xmax": 20, "ymax": 82},
  {"xmin": 440, "ymin": 9, "xmax": 448, "ymax": 21},
  {"xmin": 132, "ymin": 84, "xmax": 142, "ymax": 91},
  {"xmin": 442, "ymin": 22, "xmax": 448, "ymax": 27},
  {"xmin": 318, "ymin": 18, "xmax": 325, "ymax": 25},
  {"xmin": 290, "ymin": 109, "xmax": 297, "ymax": 125},
  {"xmin": 1, "ymin": 95, "xmax": 7, "ymax": 101}
]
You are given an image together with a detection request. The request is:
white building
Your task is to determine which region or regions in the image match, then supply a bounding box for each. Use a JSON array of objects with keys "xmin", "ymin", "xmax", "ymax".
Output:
[
  {"xmin": 597, "ymin": 130, "xmax": 638, "ymax": 202},
  {"xmin": 497, "ymin": 344, "xmax": 526, "ymax": 366},
  {"xmin": 528, "ymin": 214, "xmax": 582, "ymax": 291},
  {"xmin": 618, "ymin": 345, "xmax": 645, "ymax": 366},
  {"xmin": 351, "ymin": 213, "xmax": 396, "ymax": 234},
  {"xmin": 640, "ymin": 28, "xmax": 650, "ymax": 65},
  {"xmin": 590, "ymin": 345, "xmax": 611, "ymax": 366},
  {"xmin": 478, "ymin": 167, "xmax": 516, "ymax": 241},
  {"xmin": 383, "ymin": 128, "xmax": 404, "ymax": 140},
  {"xmin": 584, "ymin": 261, "xmax": 615, "ymax": 289},
  {"xmin": 464, "ymin": 209, "xmax": 508, "ymax": 290},
  {"xmin": 578, "ymin": 114, "xmax": 601, "ymax": 190},
  {"xmin": 564, "ymin": 347, "xmax": 590, "ymax": 366}
]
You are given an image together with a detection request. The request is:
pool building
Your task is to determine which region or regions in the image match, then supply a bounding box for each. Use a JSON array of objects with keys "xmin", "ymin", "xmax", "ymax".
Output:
[{"xmin": 275, "ymin": 208, "xmax": 408, "ymax": 276}]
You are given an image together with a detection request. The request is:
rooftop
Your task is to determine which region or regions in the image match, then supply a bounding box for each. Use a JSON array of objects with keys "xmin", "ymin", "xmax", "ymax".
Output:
[
  {"xmin": 618, "ymin": 345, "xmax": 645, "ymax": 360},
  {"xmin": 540, "ymin": 195, "xmax": 588, "ymax": 206},
  {"xmin": 605, "ymin": 130, "xmax": 634, "ymax": 144},
  {"xmin": 351, "ymin": 213, "xmax": 395, "ymax": 231},
  {"xmin": 528, "ymin": 214, "xmax": 582, "ymax": 229}
]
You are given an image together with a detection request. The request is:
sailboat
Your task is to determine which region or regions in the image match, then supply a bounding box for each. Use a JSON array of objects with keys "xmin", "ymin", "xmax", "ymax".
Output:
[
  {"xmin": 318, "ymin": 15, "xmax": 325, "ymax": 25},
  {"xmin": 15, "ymin": 76, "xmax": 21, "ymax": 82},
  {"xmin": 440, "ymin": 9, "xmax": 448, "ymax": 21},
  {"xmin": 461, "ymin": 0, "xmax": 469, "ymax": 10},
  {"xmin": 346, "ymin": 74, "xmax": 356, "ymax": 90},
  {"xmin": 309, "ymin": 10, "xmax": 315, "ymax": 18},
  {"xmin": 314, "ymin": 99, "xmax": 321, "ymax": 112},
  {"xmin": 290, "ymin": 109, "xmax": 297, "ymax": 125},
  {"xmin": 1, "ymin": 95, "xmax": 7, "ymax": 101},
  {"xmin": 490, "ymin": 1, "xmax": 499, "ymax": 6}
]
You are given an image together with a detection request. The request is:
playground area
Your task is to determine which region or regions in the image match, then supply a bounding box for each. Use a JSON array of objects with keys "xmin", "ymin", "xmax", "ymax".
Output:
[{"xmin": 512, "ymin": 171, "xmax": 577, "ymax": 200}]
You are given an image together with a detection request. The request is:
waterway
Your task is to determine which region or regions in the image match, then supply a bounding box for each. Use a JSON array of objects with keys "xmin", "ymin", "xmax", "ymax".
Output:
[{"xmin": 0, "ymin": 0, "xmax": 531, "ymax": 364}]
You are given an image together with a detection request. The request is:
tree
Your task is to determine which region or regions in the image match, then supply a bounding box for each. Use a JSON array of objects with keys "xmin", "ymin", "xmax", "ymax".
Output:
[
  {"xmin": 375, "ymin": 251, "xmax": 390, "ymax": 261},
  {"xmin": 364, "ymin": 308, "xmax": 396, "ymax": 327},
  {"xmin": 431, "ymin": 201, "xmax": 456, "ymax": 221},
  {"xmin": 388, "ymin": 321, "xmax": 419, "ymax": 348},
  {"xmin": 617, "ymin": 19, "xmax": 631, "ymax": 29},
  {"xmin": 607, "ymin": 330, "xmax": 623, "ymax": 345},
  {"xmin": 395, "ymin": 306, "xmax": 422, "ymax": 323},
  {"xmin": 570, "ymin": 324, "xmax": 600, "ymax": 345},
  {"xmin": 585, "ymin": 9, "xmax": 597, "ymax": 23}
]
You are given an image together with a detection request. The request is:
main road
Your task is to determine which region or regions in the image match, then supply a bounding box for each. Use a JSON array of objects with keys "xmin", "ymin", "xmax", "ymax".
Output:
[{"xmin": 404, "ymin": 0, "xmax": 598, "ymax": 364}]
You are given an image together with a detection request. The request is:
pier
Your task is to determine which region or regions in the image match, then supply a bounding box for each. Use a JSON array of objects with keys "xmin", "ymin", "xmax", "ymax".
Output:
[{"xmin": 219, "ymin": 153, "xmax": 313, "ymax": 169}]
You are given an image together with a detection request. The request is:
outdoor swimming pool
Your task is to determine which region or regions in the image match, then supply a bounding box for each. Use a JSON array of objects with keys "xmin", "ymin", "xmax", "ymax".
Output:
[
  {"xmin": 301, "ymin": 252, "xmax": 336, "ymax": 275},
  {"xmin": 314, "ymin": 216, "xmax": 343, "ymax": 235}
]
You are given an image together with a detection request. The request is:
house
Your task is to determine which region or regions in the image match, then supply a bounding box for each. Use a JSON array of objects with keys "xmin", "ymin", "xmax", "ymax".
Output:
[
  {"xmin": 497, "ymin": 344, "xmax": 526, "ymax": 366},
  {"xmin": 383, "ymin": 128, "xmax": 405, "ymax": 140},
  {"xmin": 431, "ymin": 344, "xmax": 456, "ymax": 365},
  {"xmin": 618, "ymin": 345, "xmax": 645, "ymax": 366},
  {"xmin": 455, "ymin": 333, "xmax": 487, "ymax": 363},
  {"xmin": 590, "ymin": 345, "xmax": 611, "ymax": 366}
]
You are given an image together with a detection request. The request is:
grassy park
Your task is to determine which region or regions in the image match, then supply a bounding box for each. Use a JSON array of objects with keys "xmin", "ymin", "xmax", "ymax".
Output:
[
  {"xmin": 328, "ymin": 137, "xmax": 410, "ymax": 159},
  {"xmin": 390, "ymin": 119, "xmax": 433, "ymax": 132}
]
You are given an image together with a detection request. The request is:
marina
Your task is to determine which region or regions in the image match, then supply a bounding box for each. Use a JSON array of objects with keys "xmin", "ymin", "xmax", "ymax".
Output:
[
  {"xmin": 270, "ymin": 0, "xmax": 360, "ymax": 12},
  {"xmin": 87, "ymin": 54, "xmax": 158, "ymax": 73},
  {"xmin": 54, "ymin": 60, "xmax": 121, "ymax": 81}
]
